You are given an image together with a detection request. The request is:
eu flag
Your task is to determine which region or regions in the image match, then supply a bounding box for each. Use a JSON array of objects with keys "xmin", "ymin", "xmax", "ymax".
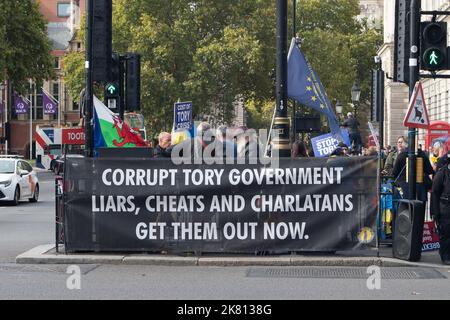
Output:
[{"xmin": 287, "ymin": 38, "xmax": 343, "ymax": 141}]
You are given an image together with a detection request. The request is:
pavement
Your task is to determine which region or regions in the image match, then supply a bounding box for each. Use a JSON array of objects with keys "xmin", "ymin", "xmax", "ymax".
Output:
[
  {"xmin": 13, "ymin": 170, "xmax": 449, "ymax": 270},
  {"xmin": 16, "ymin": 244, "xmax": 450, "ymax": 269}
]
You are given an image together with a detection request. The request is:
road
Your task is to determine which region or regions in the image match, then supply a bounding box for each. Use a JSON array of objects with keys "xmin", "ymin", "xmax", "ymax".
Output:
[
  {"xmin": 0, "ymin": 171, "xmax": 55, "ymax": 264},
  {"xmin": 1, "ymin": 172, "xmax": 450, "ymax": 300}
]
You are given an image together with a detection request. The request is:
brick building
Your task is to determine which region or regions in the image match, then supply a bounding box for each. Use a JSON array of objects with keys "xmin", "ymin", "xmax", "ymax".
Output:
[{"xmin": 0, "ymin": 0, "xmax": 84, "ymax": 157}]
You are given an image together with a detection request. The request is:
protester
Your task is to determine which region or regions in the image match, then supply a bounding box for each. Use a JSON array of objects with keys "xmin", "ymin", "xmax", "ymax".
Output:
[
  {"xmin": 153, "ymin": 132, "xmax": 172, "ymax": 158},
  {"xmin": 342, "ymin": 112, "xmax": 362, "ymax": 153},
  {"xmin": 382, "ymin": 136, "xmax": 407, "ymax": 176},
  {"xmin": 330, "ymin": 146, "xmax": 346, "ymax": 157},
  {"xmin": 367, "ymin": 146, "xmax": 378, "ymax": 156},
  {"xmin": 431, "ymin": 150, "xmax": 450, "ymax": 265},
  {"xmin": 431, "ymin": 141, "xmax": 446, "ymax": 171},
  {"xmin": 391, "ymin": 143, "xmax": 434, "ymax": 200},
  {"xmin": 216, "ymin": 125, "xmax": 237, "ymax": 159},
  {"xmin": 337, "ymin": 142, "xmax": 350, "ymax": 157},
  {"xmin": 235, "ymin": 126, "xmax": 260, "ymax": 160},
  {"xmin": 291, "ymin": 141, "xmax": 309, "ymax": 158},
  {"xmin": 436, "ymin": 150, "xmax": 450, "ymax": 171}
]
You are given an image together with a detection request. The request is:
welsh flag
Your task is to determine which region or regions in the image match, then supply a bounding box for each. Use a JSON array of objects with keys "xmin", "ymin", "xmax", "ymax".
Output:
[{"xmin": 93, "ymin": 95, "xmax": 146, "ymax": 151}]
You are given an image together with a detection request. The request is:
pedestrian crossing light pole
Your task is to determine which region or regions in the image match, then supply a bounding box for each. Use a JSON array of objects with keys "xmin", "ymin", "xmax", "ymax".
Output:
[
  {"xmin": 271, "ymin": 0, "xmax": 291, "ymax": 158},
  {"xmin": 408, "ymin": 0, "xmax": 420, "ymax": 200}
]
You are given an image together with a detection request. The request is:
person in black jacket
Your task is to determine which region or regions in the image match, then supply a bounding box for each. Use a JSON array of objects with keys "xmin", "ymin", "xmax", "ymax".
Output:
[
  {"xmin": 342, "ymin": 112, "xmax": 362, "ymax": 154},
  {"xmin": 431, "ymin": 151, "xmax": 450, "ymax": 264},
  {"xmin": 391, "ymin": 148, "xmax": 434, "ymax": 200},
  {"xmin": 153, "ymin": 132, "xmax": 172, "ymax": 158}
]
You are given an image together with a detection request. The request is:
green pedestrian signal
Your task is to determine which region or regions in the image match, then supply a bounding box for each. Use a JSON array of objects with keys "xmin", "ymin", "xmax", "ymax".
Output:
[
  {"xmin": 423, "ymin": 48, "xmax": 444, "ymax": 69},
  {"xmin": 420, "ymin": 22, "xmax": 448, "ymax": 71},
  {"xmin": 105, "ymin": 82, "xmax": 119, "ymax": 98}
]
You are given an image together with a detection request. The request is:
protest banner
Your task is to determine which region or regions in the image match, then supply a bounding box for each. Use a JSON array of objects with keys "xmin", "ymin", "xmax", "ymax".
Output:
[
  {"xmin": 311, "ymin": 130, "xmax": 351, "ymax": 157},
  {"xmin": 63, "ymin": 157, "xmax": 378, "ymax": 253}
]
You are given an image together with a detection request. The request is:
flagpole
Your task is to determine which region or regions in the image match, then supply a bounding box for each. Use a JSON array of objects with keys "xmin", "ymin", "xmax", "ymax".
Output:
[
  {"xmin": 264, "ymin": 107, "xmax": 276, "ymax": 157},
  {"xmin": 29, "ymin": 80, "xmax": 33, "ymax": 160},
  {"xmin": 41, "ymin": 87, "xmax": 60, "ymax": 103},
  {"xmin": 291, "ymin": 0, "xmax": 297, "ymax": 143},
  {"xmin": 58, "ymin": 79, "xmax": 61, "ymax": 127}
]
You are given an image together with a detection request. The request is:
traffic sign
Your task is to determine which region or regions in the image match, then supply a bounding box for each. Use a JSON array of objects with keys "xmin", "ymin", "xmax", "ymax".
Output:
[
  {"xmin": 107, "ymin": 99, "xmax": 117, "ymax": 110},
  {"xmin": 404, "ymin": 81, "xmax": 430, "ymax": 129}
]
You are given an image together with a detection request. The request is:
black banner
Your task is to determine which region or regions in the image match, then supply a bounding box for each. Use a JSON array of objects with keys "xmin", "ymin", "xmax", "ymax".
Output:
[{"xmin": 63, "ymin": 157, "xmax": 378, "ymax": 253}]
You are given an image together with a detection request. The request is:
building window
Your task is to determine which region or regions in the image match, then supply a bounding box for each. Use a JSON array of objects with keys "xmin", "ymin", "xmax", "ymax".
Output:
[
  {"xmin": 52, "ymin": 82, "xmax": 60, "ymax": 120},
  {"xmin": 36, "ymin": 87, "xmax": 43, "ymax": 120},
  {"xmin": 54, "ymin": 57, "xmax": 60, "ymax": 69},
  {"xmin": 57, "ymin": 3, "xmax": 71, "ymax": 18},
  {"xmin": 53, "ymin": 82, "xmax": 60, "ymax": 103}
]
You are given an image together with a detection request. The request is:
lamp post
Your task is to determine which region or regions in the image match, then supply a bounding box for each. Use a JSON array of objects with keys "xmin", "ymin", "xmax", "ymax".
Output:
[
  {"xmin": 163, "ymin": 78, "xmax": 168, "ymax": 132},
  {"xmin": 335, "ymin": 100, "xmax": 343, "ymax": 120},
  {"xmin": 351, "ymin": 82, "xmax": 361, "ymax": 118},
  {"xmin": 0, "ymin": 82, "xmax": 4, "ymax": 154}
]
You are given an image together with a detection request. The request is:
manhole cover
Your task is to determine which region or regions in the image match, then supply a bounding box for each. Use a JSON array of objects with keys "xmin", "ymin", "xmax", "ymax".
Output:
[
  {"xmin": 0, "ymin": 264, "xmax": 98, "ymax": 275},
  {"xmin": 246, "ymin": 267, "xmax": 446, "ymax": 279}
]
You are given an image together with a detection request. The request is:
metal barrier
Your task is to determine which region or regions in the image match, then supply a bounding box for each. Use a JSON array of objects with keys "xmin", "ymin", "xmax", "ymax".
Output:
[{"xmin": 55, "ymin": 175, "xmax": 64, "ymax": 253}]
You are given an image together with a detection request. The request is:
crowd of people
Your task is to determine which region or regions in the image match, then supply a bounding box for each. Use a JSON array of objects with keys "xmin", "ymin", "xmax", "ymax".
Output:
[
  {"xmin": 152, "ymin": 120, "xmax": 374, "ymax": 161},
  {"xmin": 151, "ymin": 122, "xmax": 450, "ymax": 264}
]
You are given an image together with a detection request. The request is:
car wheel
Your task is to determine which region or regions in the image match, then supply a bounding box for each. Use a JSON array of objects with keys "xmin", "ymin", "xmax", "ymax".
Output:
[
  {"xmin": 29, "ymin": 184, "xmax": 39, "ymax": 203},
  {"xmin": 12, "ymin": 186, "xmax": 20, "ymax": 206}
]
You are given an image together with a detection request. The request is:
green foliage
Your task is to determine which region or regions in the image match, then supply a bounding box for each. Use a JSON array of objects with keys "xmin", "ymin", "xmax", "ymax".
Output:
[
  {"xmin": 297, "ymin": 0, "xmax": 382, "ymax": 132},
  {"xmin": 246, "ymin": 99, "xmax": 275, "ymax": 130},
  {"xmin": 62, "ymin": 52, "xmax": 85, "ymax": 101},
  {"xmin": 0, "ymin": 0, "xmax": 54, "ymax": 94},
  {"xmin": 62, "ymin": 0, "xmax": 382, "ymax": 134}
]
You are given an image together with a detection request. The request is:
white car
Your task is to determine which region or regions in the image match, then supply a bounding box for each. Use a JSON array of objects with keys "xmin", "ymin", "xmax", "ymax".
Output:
[{"xmin": 0, "ymin": 156, "xmax": 39, "ymax": 205}]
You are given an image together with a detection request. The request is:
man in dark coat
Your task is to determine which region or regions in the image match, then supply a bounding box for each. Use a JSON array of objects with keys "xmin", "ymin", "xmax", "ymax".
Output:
[
  {"xmin": 431, "ymin": 151, "xmax": 450, "ymax": 265},
  {"xmin": 391, "ymin": 149, "xmax": 434, "ymax": 200},
  {"xmin": 342, "ymin": 112, "xmax": 362, "ymax": 154}
]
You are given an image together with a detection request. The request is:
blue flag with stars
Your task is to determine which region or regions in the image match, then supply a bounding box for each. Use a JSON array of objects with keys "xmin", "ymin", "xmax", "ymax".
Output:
[{"xmin": 287, "ymin": 38, "xmax": 343, "ymax": 142}]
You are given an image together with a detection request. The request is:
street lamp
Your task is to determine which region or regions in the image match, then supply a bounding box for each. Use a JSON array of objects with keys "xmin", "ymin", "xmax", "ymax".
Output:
[
  {"xmin": 351, "ymin": 82, "xmax": 361, "ymax": 117},
  {"xmin": 335, "ymin": 100, "xmax": 343, "ymax": 123},
  {"xmin": 335, "ymin": 100, "xmax": 343, "ymax": 115},
  {"xmin": 163, "ymin": 78, "xmax": 168, "ymax": 132}
]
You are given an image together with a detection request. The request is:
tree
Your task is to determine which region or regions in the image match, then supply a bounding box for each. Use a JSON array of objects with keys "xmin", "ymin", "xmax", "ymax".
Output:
[
  {"xmin": 62, "ymin": 0, "xmax": 381, "ymax": 138},
  {"xmin": 111, "ymin": 0, "xmax": 277, "ymax": 137},
  {"xmin": 294, "ymin": 0, "xmax": 382, "ymax": 141},
  {"xmin": 62, "ymin": 52, "xmax": 85, "ymax": 102},
  {"xmin": 0, "ymin": 0, "xmax": 54, "ymax": 93}
]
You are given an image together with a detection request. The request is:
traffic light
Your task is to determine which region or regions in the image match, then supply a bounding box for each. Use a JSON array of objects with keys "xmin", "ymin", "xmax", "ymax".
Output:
[
  {"xmin": 92, "ymin": 0, "xmax": 112, "ymax": 82},
  {"xmin": 105, "ymin": 82, "xmax": 119, "ymax": 98},
  {"xmin": 394, "ymin": 0, "xmax": 412, "ymax": 84},
  {"xmin": 421, "ymin": 22, "xmax": 448, "ymax": 71},
  {"xmin": 371, "ymin": 69, "xmax": 384, "ymax": 122},
  {"xmin": 126, "ymin": 53, "xmax": 141, "ymax": 111},
  {"xmin": 111, "ymin": 52, "xmax": 121, "ymax": 82}
]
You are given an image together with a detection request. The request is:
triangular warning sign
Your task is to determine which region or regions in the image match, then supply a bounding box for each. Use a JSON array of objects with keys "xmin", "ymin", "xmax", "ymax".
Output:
[{"xmin": 404, "ymin": 81, "xmax": 430, "ymax": 129}]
